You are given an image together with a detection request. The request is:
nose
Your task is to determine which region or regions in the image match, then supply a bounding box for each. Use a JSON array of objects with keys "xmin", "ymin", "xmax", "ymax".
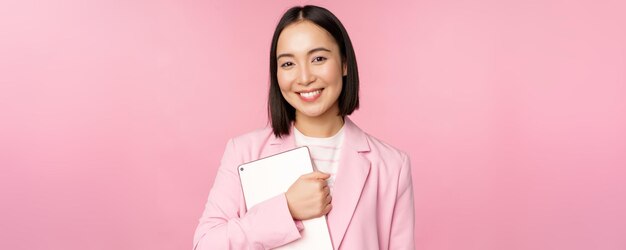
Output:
[{"xmin": 297, "ymin": 64, "xmax": 315, "ymax": 86}]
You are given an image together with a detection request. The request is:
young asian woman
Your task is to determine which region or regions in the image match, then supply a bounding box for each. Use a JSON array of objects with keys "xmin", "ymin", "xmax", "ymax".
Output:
[{"xmin": 193, "ymin": 5, "xmax": 415, "ymax": 250}]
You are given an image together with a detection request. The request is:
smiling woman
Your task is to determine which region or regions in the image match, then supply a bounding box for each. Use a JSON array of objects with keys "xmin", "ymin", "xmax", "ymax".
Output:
[
  {"xmin": 193, "ymin": 5, "xmax": 415, "ymax": 250},
  {"xmin": 268, "ymin": 6, "xmax": 359, "ymax": 139},
  {"xmin": 275, "ymin": 20, "xmax": 347, "ymax": 137}
]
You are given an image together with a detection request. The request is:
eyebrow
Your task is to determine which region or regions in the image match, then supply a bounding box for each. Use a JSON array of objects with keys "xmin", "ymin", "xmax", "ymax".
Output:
[{"xmin": 276, "ymin": 47, "xmax": 331, "ymax": 60}]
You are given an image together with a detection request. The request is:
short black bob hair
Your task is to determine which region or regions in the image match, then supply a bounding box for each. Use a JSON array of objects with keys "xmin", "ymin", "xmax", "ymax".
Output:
[{"xmin": 268, "ymin": 5, "xmax": 360, "ymax": 138}]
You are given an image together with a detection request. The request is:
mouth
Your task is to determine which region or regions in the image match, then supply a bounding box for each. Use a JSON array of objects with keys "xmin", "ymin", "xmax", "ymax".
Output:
[{"xmin": 297, "ymin": 88, "xmax": 323, "ymax": 102}]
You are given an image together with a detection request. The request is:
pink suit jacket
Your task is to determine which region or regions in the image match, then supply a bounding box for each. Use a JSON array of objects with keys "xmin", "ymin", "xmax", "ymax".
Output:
[{"xmin": 193, "ymin": 118, "xmax": 415, "ymax": 249}]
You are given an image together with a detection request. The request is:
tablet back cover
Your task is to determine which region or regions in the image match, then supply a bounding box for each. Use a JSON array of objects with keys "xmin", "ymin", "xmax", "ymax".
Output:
[{"xmin": 238, "ymin": 146, "xmax": 333, "ymax": 250}]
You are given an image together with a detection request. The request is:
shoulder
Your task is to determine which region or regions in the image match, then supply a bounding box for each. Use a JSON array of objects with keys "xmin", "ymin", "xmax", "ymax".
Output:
[
  {"xmin": 227, "ymin": 125, "xmax": 275, "ymax": 150},
  {"xmin": 215, "ymin": 126, "xmax": 275, "ymax": 174},
  {"xmin": 362, "ymin": 132, "xmax": 409, "ymax": 165},
  {"xmin": 345, "ymin": 118, "xmax": 409, "ymax": 167},
  {"xmin": 359, "ymin": 132, "xmax": 413, "ymax": 189}
]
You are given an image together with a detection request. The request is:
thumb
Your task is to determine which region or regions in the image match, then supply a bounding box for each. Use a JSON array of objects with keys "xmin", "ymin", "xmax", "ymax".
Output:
[{"xmin": 306, "ymin": 171, "xmax": 331, "ymax": 180}]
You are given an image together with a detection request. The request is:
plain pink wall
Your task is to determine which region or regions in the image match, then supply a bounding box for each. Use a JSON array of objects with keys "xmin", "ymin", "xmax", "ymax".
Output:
[{"xmin": 1, "ymin": 0, "xmax": 625, "ymax": 249}]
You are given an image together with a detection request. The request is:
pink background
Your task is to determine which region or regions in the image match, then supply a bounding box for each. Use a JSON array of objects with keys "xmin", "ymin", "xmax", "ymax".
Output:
[{"xmin": 1, "ymin": 0, "xmax": 625, "ymax": 249}]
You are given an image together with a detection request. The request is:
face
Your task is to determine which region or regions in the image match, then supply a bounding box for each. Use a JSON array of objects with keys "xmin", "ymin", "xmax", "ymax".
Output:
[{"xmin": 276, "ymin": 20, "xmax": 347, "ymax": 120}]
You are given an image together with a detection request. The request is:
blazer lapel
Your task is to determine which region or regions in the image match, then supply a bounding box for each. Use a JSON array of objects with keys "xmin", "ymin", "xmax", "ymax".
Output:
[
  {"xmin": 263, "ymin": 118, "xmax": 371, "ymax": 249},
  {"xmin": 263, "ymin": 127, "xmax": 296, "ymax": 158},
  {"xmin": 326, "ymin": 118, "xmax": 371, "ymax": 249}
]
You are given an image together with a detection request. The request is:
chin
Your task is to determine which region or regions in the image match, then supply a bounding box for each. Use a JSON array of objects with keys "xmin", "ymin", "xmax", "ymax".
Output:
[
  {"xmin": 299, "ymin": 112, "xmax": 324, "ymax": 118},
  {"xmin": 296, "ymin": 108, "xmax": 327, "ymax": 118}
]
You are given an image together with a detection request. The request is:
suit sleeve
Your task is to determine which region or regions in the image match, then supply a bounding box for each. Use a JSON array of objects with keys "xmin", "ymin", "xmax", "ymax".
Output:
[
  {"xmin": 388, "ymin": 153, "xmax": 416, "ymax": 249},
  {"xmin": 193, "ymin": 139, "xmax": 304, "ymax": 250}
]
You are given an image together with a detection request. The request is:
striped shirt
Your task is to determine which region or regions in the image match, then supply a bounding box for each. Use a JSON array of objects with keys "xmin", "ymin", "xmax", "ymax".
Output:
[{"xmin": 294, "ymin": 124, "xmax": 345, "ymax": 194}]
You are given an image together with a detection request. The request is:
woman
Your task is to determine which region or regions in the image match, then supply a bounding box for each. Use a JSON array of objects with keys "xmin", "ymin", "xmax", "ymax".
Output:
[{"xmin": 193, "ymin": 5, "xmax": 414, "ymax": 250}]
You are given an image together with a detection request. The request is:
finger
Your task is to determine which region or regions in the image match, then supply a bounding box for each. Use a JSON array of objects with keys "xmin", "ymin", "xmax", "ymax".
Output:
[
  {"xmin": 325, "ymin": 194, "xmax": 332, "ymax": 205},
  {"xmin": 322, "ymin": 185, "xmax": 330, "ymax": 195},
  {"xmin": 322, "ymin": 203, "xmax": 333, "ymax": 215},
  {"xmin": 317, "ymin": 180, "xmax": 328, "ymax": 190},
  {"xmin": 306, "ymin": 171, "xmax": 331, "ymax": 180},
  {"xmin": 318, "ymin": 171, "xmax": 331, "ymax": 179}
]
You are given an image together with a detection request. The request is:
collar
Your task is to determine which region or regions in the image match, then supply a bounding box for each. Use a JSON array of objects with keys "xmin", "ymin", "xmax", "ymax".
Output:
[{"xmin": 268, "ymin": 117, "xmax": 370, "ymax": 153}]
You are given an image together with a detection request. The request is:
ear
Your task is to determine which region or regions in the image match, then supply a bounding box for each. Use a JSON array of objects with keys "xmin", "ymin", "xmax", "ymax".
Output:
[{"xmin": 342, "ymin": 61, "xmax": 348, "ymax": 77}]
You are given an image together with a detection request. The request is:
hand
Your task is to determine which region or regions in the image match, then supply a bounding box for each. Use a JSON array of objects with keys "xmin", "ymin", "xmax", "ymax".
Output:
[{"xmin": 285, "ymin": 171, "xmax": 333, "ymax": 220}]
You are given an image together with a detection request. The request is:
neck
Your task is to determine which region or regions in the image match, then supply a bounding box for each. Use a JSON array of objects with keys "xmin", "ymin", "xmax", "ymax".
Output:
[{"xmin": 294, "ymin": 111, "xmax": 344, "ymax": 138}]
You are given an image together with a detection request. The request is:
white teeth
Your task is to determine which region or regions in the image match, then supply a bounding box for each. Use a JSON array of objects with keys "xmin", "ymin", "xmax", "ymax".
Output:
[{"xmin": 299, "ymin": 90, "xmax": 321, "ymax": 98}]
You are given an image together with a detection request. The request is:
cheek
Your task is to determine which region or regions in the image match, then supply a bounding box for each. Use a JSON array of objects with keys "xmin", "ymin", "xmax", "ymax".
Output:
[
  {"xmin": 319, "ymin": 62, "xmax": 343, "ymax": 84},
  {"xmin": 276, "ymin": 72, "xmax": 291, "ymax": 91}
]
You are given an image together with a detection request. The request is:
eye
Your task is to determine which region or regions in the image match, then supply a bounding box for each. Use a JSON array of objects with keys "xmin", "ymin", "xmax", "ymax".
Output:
[
  {"xmin": 280, "ymin": 62, "xmax": 294, "ymax": 68},
  {"xmin": 312, "ymin": 56, "xmax": 327, "ymax": 63}
]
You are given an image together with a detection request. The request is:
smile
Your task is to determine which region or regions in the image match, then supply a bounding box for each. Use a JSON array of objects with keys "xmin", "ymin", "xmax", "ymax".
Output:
[{"xmin": 297, "ymin": 88, "xmax": 323, "ymax": 102}]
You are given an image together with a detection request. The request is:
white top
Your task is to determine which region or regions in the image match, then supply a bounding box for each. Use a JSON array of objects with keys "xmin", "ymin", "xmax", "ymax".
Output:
[{"xmin": 294, "ymin": 124, "xmax": 345, "ymax": 194}]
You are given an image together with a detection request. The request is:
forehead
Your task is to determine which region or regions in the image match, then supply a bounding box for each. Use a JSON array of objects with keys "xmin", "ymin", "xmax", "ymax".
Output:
[{"xmin": 276, "ymin": 20, "xmax": 339, "ymax": 54}]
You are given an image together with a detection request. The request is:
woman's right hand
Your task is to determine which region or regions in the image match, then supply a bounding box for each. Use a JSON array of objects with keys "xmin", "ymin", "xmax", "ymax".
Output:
[{"xmin": 285, "ymin": 171, "xmax": 333, "ymax": 220}]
